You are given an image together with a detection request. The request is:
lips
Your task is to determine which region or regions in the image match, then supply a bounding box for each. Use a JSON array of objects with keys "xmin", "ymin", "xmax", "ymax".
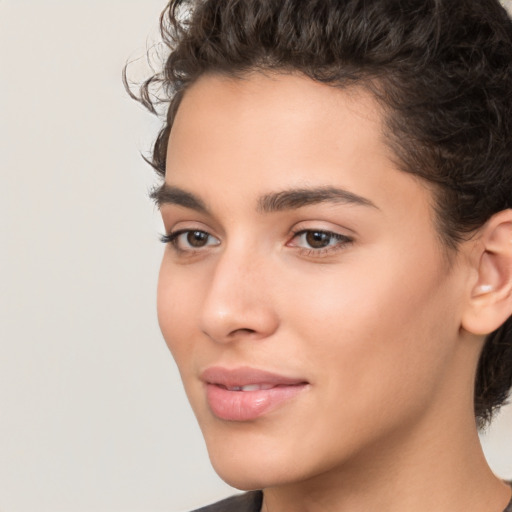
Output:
[{"xmin": 201, "ymin": 366, "xmax": 308, "ymax": 421}]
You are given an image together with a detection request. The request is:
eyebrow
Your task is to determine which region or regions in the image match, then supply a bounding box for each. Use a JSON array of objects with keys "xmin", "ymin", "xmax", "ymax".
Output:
[
  {"xmin": 151, "ymin": 183, "xmax": 378, "ymax": 213},
  {"xmin": 257, "ymin": 186, "xmax": 378, "ymax": 212},
  {"xmin": 151, "ymin": 184, "xmax": 208, "ymax": 213}
]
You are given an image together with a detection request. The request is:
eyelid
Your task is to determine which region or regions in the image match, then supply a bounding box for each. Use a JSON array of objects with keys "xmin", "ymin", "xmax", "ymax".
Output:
[
  {"xmin": 161, "ymin": 218, "xmax": 219, "ymax": 238},
  {"xmin": 287, "ymin": 220, "xmax": 355, "ymax": 240}
]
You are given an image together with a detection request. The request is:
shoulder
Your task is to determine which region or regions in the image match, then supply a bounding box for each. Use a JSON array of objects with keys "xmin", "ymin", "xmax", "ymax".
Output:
[{"xmin": 190, "ymin": 491, "xmax": 263, "ymax": 512}]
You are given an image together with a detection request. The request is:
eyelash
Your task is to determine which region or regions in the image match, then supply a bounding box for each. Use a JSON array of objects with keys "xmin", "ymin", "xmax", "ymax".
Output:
[
  {"xmin": 160, "ymin": 228, "xmax": 353, "ymax": 257},
  {"xmin": 288, "ymin": 229, "xmax": 353, "ymax": 256},
  {"xmin": 160, "ymin": 229, "xmax": 219, "ymax": 254}
]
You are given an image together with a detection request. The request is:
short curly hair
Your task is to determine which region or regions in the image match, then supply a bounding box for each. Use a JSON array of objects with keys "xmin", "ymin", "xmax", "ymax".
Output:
[{"xmin": 126, "ymin": 0, "xmax": 512, "ymax": 428}]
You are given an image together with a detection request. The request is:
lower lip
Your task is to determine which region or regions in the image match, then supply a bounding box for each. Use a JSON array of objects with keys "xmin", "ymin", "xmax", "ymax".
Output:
[{"xmin": 205, "ymin": 383, "xmax": 307, "ymax": 421}]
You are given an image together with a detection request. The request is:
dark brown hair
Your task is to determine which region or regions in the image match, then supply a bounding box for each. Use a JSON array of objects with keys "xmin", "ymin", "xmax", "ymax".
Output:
[{"xmin": 126, "ymin": 0, "xmax": 512, "ymax": 427}]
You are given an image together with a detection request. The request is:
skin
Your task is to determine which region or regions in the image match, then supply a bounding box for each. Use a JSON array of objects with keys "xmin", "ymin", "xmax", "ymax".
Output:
[{"xmin": 156, "ymin": 72, "xmax": 511, "ymax": 512}]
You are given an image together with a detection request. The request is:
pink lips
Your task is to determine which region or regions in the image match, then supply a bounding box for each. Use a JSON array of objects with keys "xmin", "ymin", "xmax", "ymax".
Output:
[{"xmin": 201, "ymin": 366, "xmax": 308, "ymax": 421}]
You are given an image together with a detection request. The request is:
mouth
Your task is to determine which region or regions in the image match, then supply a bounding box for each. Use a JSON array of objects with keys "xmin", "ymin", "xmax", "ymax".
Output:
[
  {"xmin": 216, "ymin": 383, "xmax": 277, "ymax": 391},
  {"xmin": 201, "ymin": 366, "xmax": 309, "ymax": 421}
]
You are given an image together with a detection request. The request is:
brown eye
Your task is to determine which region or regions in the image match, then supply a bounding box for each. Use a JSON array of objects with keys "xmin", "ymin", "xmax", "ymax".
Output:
[
  {"xmin": 305, "ymin": 231, "xmax": 332, "ymax": 249},
  {"xmin": 288, "ymin": 229, "xmax": 353, "ymax": 256},
  {"xmin": 161, "ymin": 229, "xmax": 220, "ymax": 251},
  {"xmin": 187, "ymin": 231, "xmax": 210, "ymax": 247}
]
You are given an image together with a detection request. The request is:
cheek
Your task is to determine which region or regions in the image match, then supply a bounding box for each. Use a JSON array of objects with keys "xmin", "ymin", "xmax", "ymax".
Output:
[
  {"xmin": 284, "ymin": 248, "xmax": 459, "ymax": 418},
  {"xmin": 156, "ymin": 257, "xmax": 198, "ymax": 365},
  {"xmin": 156, "ymin": 259, "xmax": 211, "ymax": 420}
]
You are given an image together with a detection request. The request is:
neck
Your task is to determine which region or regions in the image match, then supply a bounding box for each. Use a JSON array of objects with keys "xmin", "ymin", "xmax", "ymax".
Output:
[{"xmin": 262, "ymin": 407, "xmax": 510, "ymax": 512}]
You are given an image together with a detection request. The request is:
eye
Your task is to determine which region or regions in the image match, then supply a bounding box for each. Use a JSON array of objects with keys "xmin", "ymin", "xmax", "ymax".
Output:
[
  {"xmin": 288, "ymin": 229, "xmax": 353, "ymax": 254},
  {"xmin": 299, "ymin": 231, "xmax": 337, "ymax": 249},
  {"xmin": 161, "ymin": 229, "xmax": 220, "ymax": 251}
]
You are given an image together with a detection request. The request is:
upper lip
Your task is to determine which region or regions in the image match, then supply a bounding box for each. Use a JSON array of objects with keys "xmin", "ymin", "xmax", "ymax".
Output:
[{"xmin": 200, "ymin": 366, "xmax": 308, "ymax": 388}]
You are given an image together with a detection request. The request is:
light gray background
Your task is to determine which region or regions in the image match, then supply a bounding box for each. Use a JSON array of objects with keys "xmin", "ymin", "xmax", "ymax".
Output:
[{"xmin": 1, "ymin": 1, "xmax": 511, "ymax": 511}]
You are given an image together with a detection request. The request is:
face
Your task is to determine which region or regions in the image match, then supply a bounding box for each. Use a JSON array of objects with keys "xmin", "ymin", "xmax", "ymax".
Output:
[{"xmin": 157, "ymin": 72, "xmax": 471, "ymax": 490}]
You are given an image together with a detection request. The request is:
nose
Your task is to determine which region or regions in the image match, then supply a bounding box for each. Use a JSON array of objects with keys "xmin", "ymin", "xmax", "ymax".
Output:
[{"xmin": 199, "ymin": 246, "xmax": 279, "ymax": 344}]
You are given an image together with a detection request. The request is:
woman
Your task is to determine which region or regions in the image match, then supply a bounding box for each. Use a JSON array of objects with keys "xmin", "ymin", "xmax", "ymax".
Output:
[{"xmin": 127, "ymin": 0, "xmax": 512, "ymax": 510}]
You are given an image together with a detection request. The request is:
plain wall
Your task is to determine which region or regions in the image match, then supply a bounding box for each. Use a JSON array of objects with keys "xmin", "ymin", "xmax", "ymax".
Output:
[{"xmin": 1, "ymin": 1, "xmax": 511, "ymax": 511}]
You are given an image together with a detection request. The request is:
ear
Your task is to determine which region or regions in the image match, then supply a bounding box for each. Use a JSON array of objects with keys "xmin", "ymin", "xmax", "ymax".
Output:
[{"xmin": 461, "ymin": 209, "xmax": 512, "ymax": 336}]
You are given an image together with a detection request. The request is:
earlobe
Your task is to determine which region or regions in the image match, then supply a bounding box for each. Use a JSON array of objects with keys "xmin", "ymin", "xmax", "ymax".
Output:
[{"xmin": 462, "ymin": 209, "xmax": 512, "ymax": 336}]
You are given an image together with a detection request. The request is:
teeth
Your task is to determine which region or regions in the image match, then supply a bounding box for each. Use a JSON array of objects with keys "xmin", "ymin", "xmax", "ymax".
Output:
[
  {"xmin": 226, "ymin": 384, "xmax": 274, "ymax": 391},
  {"xmin": 241, "ymin": 384, "xmax": 265, "ymax": 391}
]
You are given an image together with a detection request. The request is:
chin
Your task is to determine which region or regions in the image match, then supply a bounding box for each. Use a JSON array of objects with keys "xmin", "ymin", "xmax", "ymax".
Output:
[
  {"xmin": 209, "ymin": 453, "xmax": 296, "ymax": 491},
  {"xmin": 201, "ymin": 422, "xmax": 335, "ymax": 492},
  {"xmin": 212, "ymin": 466, "xmax": 268, "ymax": 491},
  {"xmin": 198, "ymin": 423, "xmax": 295, "ymax": 490}
]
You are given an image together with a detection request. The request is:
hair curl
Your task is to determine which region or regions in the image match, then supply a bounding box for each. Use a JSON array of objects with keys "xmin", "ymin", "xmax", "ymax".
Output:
[{"xmin": 125, "ymin": 0, "xmax": 512, "ymax": 428}]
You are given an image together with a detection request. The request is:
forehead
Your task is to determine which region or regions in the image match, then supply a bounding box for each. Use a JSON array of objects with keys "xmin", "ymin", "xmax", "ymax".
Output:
[
  {"xmin": 168, "ymin": 72, "xmax": 387, "ymax": 169},
  {"xmin": 165, "ymin": 72, "xmax": 434, "ymax": 230}
]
